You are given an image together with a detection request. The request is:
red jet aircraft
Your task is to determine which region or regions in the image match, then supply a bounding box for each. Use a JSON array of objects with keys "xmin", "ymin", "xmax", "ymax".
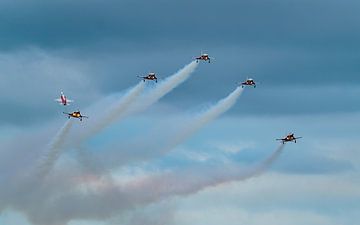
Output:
[
  {"xmin": 55, "ymin": 92, "xmax": 73, "ymax": 106},
  {"xmin": 55, "ymin": 92, "xmax": 74, "ymax": 105}
]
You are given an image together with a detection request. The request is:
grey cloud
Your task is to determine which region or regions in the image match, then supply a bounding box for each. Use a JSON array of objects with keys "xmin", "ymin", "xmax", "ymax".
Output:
[
  {"xmin": 0, "ymin": 0, "xmax": 359, "ymax": 50},
  {"xmin": 0, "ymin": 0, "xmax": 359, "ymax": 127},
  {"xmin": 0, "ymin": 49, "xmax": 101, "ymax": 125}
]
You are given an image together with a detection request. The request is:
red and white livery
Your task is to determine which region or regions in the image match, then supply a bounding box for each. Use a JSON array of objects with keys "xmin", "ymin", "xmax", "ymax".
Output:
[{"xmin": 55, "ymin": 92, "xmax": 74, "ymax": 106}]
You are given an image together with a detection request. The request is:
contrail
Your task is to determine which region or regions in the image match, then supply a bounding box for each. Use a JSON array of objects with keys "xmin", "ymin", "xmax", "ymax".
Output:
[
  {"xmin": 162, "ymin": 86, "xmax": 244, "ymax": 152},
  {"xmin": 127, "ymin": 61, "xmax": 198, "ymax": 114},
  {"xmin": 79, "ymin": 81, "xmax": 145, "ymax": 142},
  {"xmin": 36, "ymin": 120, "xmax": 74, "ymax": 179}
]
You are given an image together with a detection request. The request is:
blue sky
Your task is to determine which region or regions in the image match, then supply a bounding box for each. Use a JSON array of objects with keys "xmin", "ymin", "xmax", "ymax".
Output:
[{"xmin": 0, "ymin": 1, "xmax": 359, "ymax": 225}]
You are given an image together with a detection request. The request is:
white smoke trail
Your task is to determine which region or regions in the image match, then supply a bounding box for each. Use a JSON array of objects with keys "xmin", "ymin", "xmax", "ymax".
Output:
[
  {"xmin": 162, "ymin": 86, "xmax": 244, "ymax": 152},
  {"xmin": 74, "ymin": 61, "xmax": 197, "ymax": 145},
  {"xmin": 83, "ymin": 86, "xmax": 244, "ymax": 170},
  {"xmin": 79, "ymin": 81, "xmax": 145, "ymax": 142},
  {"xmin": 127, "ymin": 61, "xmax": 198, "ymax": 114},
  {"xmin": 71, "ymin": 61, "xmax": 198, "ymax": 168},
  {"xmin": 36, "ymin": 120, "xmax": 74, "ymax": 178}
]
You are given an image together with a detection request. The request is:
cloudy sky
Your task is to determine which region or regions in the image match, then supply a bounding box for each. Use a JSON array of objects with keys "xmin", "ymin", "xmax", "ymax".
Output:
[{"xmin": 0, "ymin": 0, "xmax": 359, "ymax": 225}]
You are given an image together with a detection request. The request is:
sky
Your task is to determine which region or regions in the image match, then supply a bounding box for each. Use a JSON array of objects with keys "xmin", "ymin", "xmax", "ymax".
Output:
[{"xmin": 0, "ymin": 0, "xmax": 359, "ymax": 225}]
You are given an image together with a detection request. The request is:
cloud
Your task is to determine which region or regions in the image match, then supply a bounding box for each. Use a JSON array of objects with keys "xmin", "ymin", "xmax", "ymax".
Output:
[
  {"xmin": 211, "ymin": 141, "xmax": 256, "ymax": 154},
  {"xmin": 0, "ymin": 0, "xmax": 359, "ymax": 51},
  {"xmin": 0, "ymin": 48, "xmax": 99, "ymax": 125},
  {"xmin": 174, "ymin": 208, "xmax": 343, "ymax": 225},
  {"xmin": 171, "ymin": 171, "xmax": 360, "ymax": 225}
]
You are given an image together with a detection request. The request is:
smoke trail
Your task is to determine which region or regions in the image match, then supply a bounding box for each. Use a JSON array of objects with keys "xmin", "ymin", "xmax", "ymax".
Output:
[
  {"xmin": 70, "ymin": 61, "xmax": 198, "ymax": 167},
  {"xmin": 163, "ymin": 86, "xmax": 244, "ymax": 152},
  {"xmin": 126, "ymin": 144, "xmax": 285, "ymax": 201},
  {"xmin": 251, "ymin": 144, "xmax": 285, "ymax": 176},
  {"xmin": 79, "ymin": 81, "xmax": 145, "ymax": 142},
  {"xmin": 127, "ymin": 61, "xmax": 198, "ymax": 114},
  {"xmin": 83, "ymin": 86, "xmax": 244, "ymax": 171},
  {"xmin": 74, "ymin": 61, "xmax": 196, "ymax": 144},
  {"xmin": 20, "ymin": 145, "xmax": 284, "ymax": 225},
  {"xmin": 36, "ymin": 120, "xmax": 73, "ymax": 179}
]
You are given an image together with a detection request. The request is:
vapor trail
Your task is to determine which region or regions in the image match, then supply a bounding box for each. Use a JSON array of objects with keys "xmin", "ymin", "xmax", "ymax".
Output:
[
  {"xmin": 36, "ymin": 120, "xmax": 73, "ymax": 178},
  {"xmin": 79, "ymin": 81, "xmax": 145, "ymax": 142},
  {"xmin": 127, "ymin": 61, "xmax": 198, "ymax": 113}
]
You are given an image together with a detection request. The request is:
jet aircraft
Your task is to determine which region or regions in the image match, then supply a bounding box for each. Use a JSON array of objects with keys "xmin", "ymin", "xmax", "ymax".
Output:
[
  {"xmin": 138, "ymin": 72, "xmax": 158, "ymax": 83},
  {"xmin": 55, "ymin": 92, "xmax": 73, "ymax": 106},
  {"xmin": 276, "ymin": 133, "xmax": 302, "ymax": 144},
  {"xmin": 63, "ymin": 111, "xmax": 88, "ymax": 121},
  {"xmin": 195, "ymin": 53, "xmax": 211, "ymax": 63},
  {"xmin": 240, "ymin": 78, "xmax": 256, "ymax": 88}
]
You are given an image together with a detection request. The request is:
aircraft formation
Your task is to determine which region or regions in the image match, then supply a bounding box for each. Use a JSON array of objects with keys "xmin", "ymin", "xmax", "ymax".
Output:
[{"xmin": 55, "ymin": 52, "xmax": 301, "ymax": 144}]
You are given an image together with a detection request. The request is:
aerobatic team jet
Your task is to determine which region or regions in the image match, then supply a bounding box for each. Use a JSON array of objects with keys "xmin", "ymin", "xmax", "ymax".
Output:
[
  {"xmin": 55, "ymin": 92, "xmax": 73, "ymax": 106},
  {"xmin": 240, "ymin": 78, "xmax": 256, "ymax": 88},
  {"xmin": 63, "ymin": 111, "xmax": 88, "ymax": 121},
  {"xmin": 195, "ymin": 53, "xmax": 211, "ymax": 63},
  {"xmin": 138, "ymin": 72, "xmax": 158, "ymax": 83},
  {"xmin": 276, "ymin": 133, "xmax": 302, "ymax": 144}
]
